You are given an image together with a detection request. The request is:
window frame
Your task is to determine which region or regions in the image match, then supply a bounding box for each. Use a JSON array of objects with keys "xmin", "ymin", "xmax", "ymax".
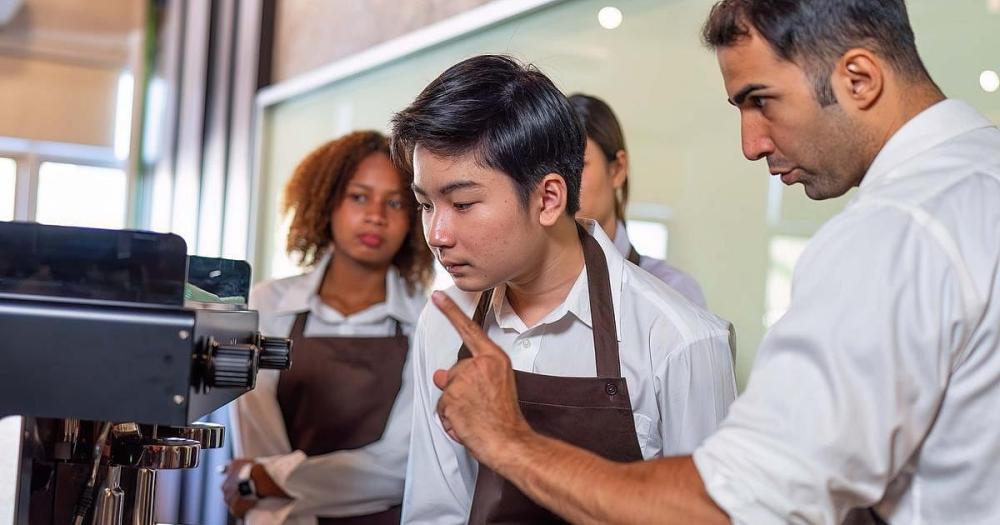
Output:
[{"xmin": 0, "ymin": 137, "xmax": 132, "ymax": 227}]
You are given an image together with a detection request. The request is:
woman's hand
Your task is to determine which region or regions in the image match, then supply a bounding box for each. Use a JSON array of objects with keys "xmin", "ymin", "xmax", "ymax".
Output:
[{"xmin": 222, "ymin": 459, "xmax": 258, "ymax": 518}]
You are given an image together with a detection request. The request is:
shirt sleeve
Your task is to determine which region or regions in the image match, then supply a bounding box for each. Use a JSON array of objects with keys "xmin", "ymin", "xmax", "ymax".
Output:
[
  {"xmin": 401, "ymin": 307, "xmax": 478, "ymax": 524},
  {"xmin": 656, "ymin": 329, "xmax": 737, "ymax": 455},
  {"xmin": 693, "ymin": 207, "xmax": 975, "ymax": 524}
]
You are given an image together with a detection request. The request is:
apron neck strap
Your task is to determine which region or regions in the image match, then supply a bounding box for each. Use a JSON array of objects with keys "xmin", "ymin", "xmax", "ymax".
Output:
[
  {"xmin": 579, "ymin": 223, "xmax": 622, "ymax": 378},
  {"xmin": 458, "ymin": 290, "xmax": 494, "ymax": 360},
  {"xmin": 626, "ymin": 244, "xmax": 641, "ymax": 266},
  {"xmin": 290, "ymin": 311, "xmax": 309, "ymax": 339},
  {"xmin": 457, "ymin": 224, "xmax": 622, "ymax": 378}
]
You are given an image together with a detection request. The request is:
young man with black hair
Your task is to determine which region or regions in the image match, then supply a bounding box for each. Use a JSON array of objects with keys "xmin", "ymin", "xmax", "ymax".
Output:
[
  {"xmin": 424, "ymin": 1, "xmax": 1000, "ymax": 524},
  {"xmin": 391, "ymin": 54, "xmax": 737, "ymax": 523}
]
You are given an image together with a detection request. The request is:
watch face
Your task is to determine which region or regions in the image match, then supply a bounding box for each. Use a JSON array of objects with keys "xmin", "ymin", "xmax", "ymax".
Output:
[{"xmin": 238, "ymin": 479, "xmax": 254, "ymax": 497}]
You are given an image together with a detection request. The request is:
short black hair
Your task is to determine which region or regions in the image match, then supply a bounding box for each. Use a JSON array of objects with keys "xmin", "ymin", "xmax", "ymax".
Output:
[
  {"xmin": 568, "ymin": 93, "xmax": 629, "ymax": 222},
  {"xmin": 390, "ymin": 54, "xmax": 585, "ymax": 215},
  {"xmin": 702, "ymin": 0, "xmax": 934, "ymax": 106}
]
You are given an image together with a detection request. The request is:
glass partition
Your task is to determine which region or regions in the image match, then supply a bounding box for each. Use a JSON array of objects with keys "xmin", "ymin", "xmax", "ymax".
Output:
[{"xmin": 255, "ymin": 0, "xmax": 1000, "ymax": 387}]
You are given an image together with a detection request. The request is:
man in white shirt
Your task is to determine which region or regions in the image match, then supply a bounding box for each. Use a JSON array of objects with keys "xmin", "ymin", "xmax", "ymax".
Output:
[
  {"xmin": 426, "ymin": 1, "xmax": 1000, "ymax": 524},
  {"xmin": 391, "ymin": 54, "xmax": 737, "ymax": 523}
]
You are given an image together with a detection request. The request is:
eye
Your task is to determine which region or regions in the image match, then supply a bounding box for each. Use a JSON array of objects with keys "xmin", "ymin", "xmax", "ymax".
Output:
[
  {"xmin": 387, "ymin": 198, "xmax": 404, "ymax": 210},
  {"xmin": 750, "ymin": 96, "xmax": 767, "ymax": 109},
  {"xmin": 416, "ymin": 201, "xmax": 432, "ymax": 213},
  {"xmin": 454, "ymin": 202, "xmax": 473, "ymax": 211},
  {"xmin": 349, "ymin": 193, "xmax": 368, "ymax": 203}
]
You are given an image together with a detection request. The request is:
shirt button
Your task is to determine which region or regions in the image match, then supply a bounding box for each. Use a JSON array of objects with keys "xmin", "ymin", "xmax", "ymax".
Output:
[
  {"xmin": 520, "ymin": 340, "xmax": 531, "ymax": 348},
  {"xmin": 605, "ymin": 382, "xmax": 618, "ymax": 396}
]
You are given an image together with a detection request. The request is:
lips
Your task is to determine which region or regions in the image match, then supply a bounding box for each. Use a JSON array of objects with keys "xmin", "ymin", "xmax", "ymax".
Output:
[
  {"xmin": 439, "ymin": 259, "xmax": 469, "ymax": 275},
  {"xmin": 771, "ymin": 168, "xmax": 800, "ymax": 186},
  {"xmin": 358, "ymin": 233, "xmax": 383, "ymax": 248}
]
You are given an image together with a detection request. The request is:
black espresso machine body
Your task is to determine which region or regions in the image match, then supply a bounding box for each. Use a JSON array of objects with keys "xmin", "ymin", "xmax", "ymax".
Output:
[{"xmin": 0, "ymin": 221, "xmax": 291, "ymax": 525}]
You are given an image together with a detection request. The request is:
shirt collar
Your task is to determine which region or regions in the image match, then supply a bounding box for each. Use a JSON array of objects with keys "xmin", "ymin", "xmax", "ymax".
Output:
[
  {"xmin": 273, "ymin": 251, "xmax": 423, "ymax": 324},
  {"xmin": 861, "ymin": 99, "xmax": 996, "ymax": 190},
  {"xmin": 487, "ymin": 219, "xmax": 624, "ymax": 341}
]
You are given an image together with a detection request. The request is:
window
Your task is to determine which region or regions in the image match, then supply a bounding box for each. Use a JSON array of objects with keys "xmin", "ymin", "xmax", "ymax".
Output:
[
  {"xmin": 0, "ymin": 158, "xmax": 14, "ymax": 221},
  {"xmin": 36, "ymin": 162, "xmax": 127, "ymax": 229},
  {"xmin": 764, "ymin": 235, "xmax": 810, "ymax": 327},
  {"xmin": 625, "ymin": 220, "xmax": 669, "ymax": 259}
]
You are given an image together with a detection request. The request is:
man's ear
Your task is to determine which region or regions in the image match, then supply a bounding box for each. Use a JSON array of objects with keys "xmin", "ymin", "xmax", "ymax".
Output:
[
  {"xmin": 536, "ymin": 173, "xmax": 568, "ymax": 227},
  {"xmin": 833, "ymin": 49, "xmax": 883, "ymax": 111}
]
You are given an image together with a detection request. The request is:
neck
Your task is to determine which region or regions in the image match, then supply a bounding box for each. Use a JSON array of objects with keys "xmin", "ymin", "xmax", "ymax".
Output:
[
  {"xmin": 871, "ymin": 82, "xmax": 946, "ymax": 160},
  {"xmin": 318, "ymin": 254, "xmax": 389, "ymax": 316},
  {"xmin": 505, "ymin": 218, "xmax": 585, "ymax": 327}
]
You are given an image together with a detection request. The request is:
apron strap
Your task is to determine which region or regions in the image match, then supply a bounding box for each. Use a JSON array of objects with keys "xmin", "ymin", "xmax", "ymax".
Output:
[
  {"xmin": 456, "ymin": 225, "xmax": 623, "ymax": 379},
  {"xmin": 458, "ymin": 290, "xmax": 494, "ymax": 360},
  {"xmin": 290, "ymin": 311, "xmax": 309, "ymax": 339},
  {"xmin": 626, "ymin": 244, "xmax": 641, "ymax": 266},
  {"xmin": 577, "ymin": 224, "xmax": 621, "ymax": 378}
]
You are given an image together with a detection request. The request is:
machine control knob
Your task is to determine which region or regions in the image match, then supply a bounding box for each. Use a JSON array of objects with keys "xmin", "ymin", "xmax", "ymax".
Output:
[
  {"xmin": 207, "ymin": 338, "xmax": 258, "ymax": 389},
  {"xmin": 258, "ymin": 334, "xmax": 292, "ymax": 371}
]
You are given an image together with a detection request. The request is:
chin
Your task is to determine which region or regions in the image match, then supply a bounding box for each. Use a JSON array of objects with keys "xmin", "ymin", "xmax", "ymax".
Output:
[
  {"xmin": 450, "ymin": 274, "xmax": 496, "ymax": 293},
  {"xmin": 804, "ymin": 184, "xmax": 851, "ymax": 201}
]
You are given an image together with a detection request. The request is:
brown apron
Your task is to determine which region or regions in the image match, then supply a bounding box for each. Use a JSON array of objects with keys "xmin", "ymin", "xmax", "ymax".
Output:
[
  {"xmin": 276, "ymin": 311, "xmax": 407, "ymax": 525},
  {"xmin": 460, "ymin": 226, "xmax": 644, "ymax": 524}
]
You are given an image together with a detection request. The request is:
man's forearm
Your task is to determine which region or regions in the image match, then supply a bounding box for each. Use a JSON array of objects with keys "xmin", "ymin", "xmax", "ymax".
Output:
[{"xmin": 489, "ymin": 433, "xmax": 729, "ymax": 525}]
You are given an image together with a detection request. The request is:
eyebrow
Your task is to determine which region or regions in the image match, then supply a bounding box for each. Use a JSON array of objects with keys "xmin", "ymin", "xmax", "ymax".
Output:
[
  {"xmin": 729, "ymin": 83, "xmax": 768, "ymax": 106},
  {"xmin": 411, "ymin": 180, "xmax": 482, "ymax": 197},
  {"xmin": 348, "ymin": 182, "xmax": 402, "ymax": 195}
]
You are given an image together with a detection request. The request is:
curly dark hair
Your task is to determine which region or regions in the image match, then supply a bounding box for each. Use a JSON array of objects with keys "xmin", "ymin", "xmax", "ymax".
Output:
[{"xmin": 282, "ymin": 130, "xmax": 434, "ymax": 291}]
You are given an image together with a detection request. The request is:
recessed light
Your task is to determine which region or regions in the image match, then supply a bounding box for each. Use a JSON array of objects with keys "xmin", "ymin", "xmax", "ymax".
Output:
[
  {"xmin": 598, "ymin": 6, "xmax": 623, "ymax": 30},
  {"xmin": 980, "ymin": 70, "xmax": 1000, "ymax": 93}
]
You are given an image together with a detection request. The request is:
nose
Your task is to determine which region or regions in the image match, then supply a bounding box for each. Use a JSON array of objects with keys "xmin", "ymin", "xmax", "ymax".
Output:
[
  {"xmin": 740, "ymin": 113, "xmax": 776, "ymax": 162},
  {"xmin": 425, "ymin": 209, "xmax": 454, "ymax": 251},
  {"xmin": 363, "ymin": 198, "xmax": 388, "ymax": 225}
]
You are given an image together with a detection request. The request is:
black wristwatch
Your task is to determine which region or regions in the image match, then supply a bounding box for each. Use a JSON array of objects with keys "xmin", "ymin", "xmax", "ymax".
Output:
[{"xmin": 237, "ymin": 463, "xmax": 259, "ymax": 500}]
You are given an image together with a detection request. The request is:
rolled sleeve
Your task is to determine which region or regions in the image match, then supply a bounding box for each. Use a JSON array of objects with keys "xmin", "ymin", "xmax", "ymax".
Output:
[{"xmin": 693, "ymin": 207, "xmax": 972, "ymax": 524}]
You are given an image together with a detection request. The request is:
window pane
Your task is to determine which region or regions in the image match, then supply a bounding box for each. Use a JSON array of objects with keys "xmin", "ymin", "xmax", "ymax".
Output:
[
  {"xmin": 764, "ymin": 236, "xmax": 810, "ymax": 327},
  {"xmin": 36, "ymin": 162, "xmax": 127, "ymax": 229},
  {"xmin": 625, "ymin": 220, "xmax": 669, "ymax": 260},
  {"xmin": 0, "ymin": 158, "xmax": 14, "ymax": 221}
]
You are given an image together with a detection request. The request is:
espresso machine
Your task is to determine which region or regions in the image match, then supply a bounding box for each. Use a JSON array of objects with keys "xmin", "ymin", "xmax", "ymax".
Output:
[{"xmin": 0, "ymin": 221, "xmax": 292, "ymax": 524}]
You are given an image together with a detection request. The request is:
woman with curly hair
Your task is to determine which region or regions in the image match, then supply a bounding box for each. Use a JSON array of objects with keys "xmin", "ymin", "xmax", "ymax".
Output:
[{"xmin": 225, "ymin": 130, "xmax": 434, "ymax": 525}]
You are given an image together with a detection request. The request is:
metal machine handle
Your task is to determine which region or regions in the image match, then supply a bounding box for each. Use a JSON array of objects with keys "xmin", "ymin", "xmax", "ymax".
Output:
[
  {"xmin": 158, "ymin": 422, "xmax": 225, "ymax": 449},
  {"xmin": 93, "ymin": 465, "xmax": 124, "ymax": 525}
]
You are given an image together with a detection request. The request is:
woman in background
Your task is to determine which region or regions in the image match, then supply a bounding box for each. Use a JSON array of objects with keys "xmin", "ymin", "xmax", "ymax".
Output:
[
  {"xmin": 224, "ymin": 130, "xmax": 433, "ymax": 525},
  {"xmin": 570, "ymin": 93, "xmax": 708, "ymax": 308}
]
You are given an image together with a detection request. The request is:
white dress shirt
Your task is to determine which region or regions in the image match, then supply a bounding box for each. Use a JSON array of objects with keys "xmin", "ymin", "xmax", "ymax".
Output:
[
  {"xmin": 231, "ymin": 253, "xmax": 427, "ymax": 525},
  {"xmin": 694, "ymin": 100, "xmax": 1000, "ymax": 524},
  {"xmin": 613, "ymin": 220, "xmax": 708, "ymax": 308},
  {"xmin": 402, "ymin": 219, "xmax": 737, "ymax": 524}
]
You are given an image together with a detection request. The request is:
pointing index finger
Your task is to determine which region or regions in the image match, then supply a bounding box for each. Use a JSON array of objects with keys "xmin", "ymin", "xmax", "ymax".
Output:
[{"xmin": 432, "ymin": 290, "xmax": 498, "ymax": 357}]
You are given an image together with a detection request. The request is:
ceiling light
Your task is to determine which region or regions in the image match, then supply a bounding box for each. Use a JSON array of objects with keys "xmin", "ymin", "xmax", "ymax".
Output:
[
  {"xmin": 598, "ymin": 6, "xmax": 623, "ymax": 30},
  {"xmin": 980, "ymin": 70, "xmax": 1000, "ymax": 93}
]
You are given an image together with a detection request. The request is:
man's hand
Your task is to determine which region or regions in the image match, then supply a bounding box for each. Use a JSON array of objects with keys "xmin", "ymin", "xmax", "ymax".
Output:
[
  {"xmin": 221, "ymin": 459, "xmax": 258, "ymax": 518},
  {"xmin": 431, "ymin": 291, "xmax": 535, "ymax": 465}
]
